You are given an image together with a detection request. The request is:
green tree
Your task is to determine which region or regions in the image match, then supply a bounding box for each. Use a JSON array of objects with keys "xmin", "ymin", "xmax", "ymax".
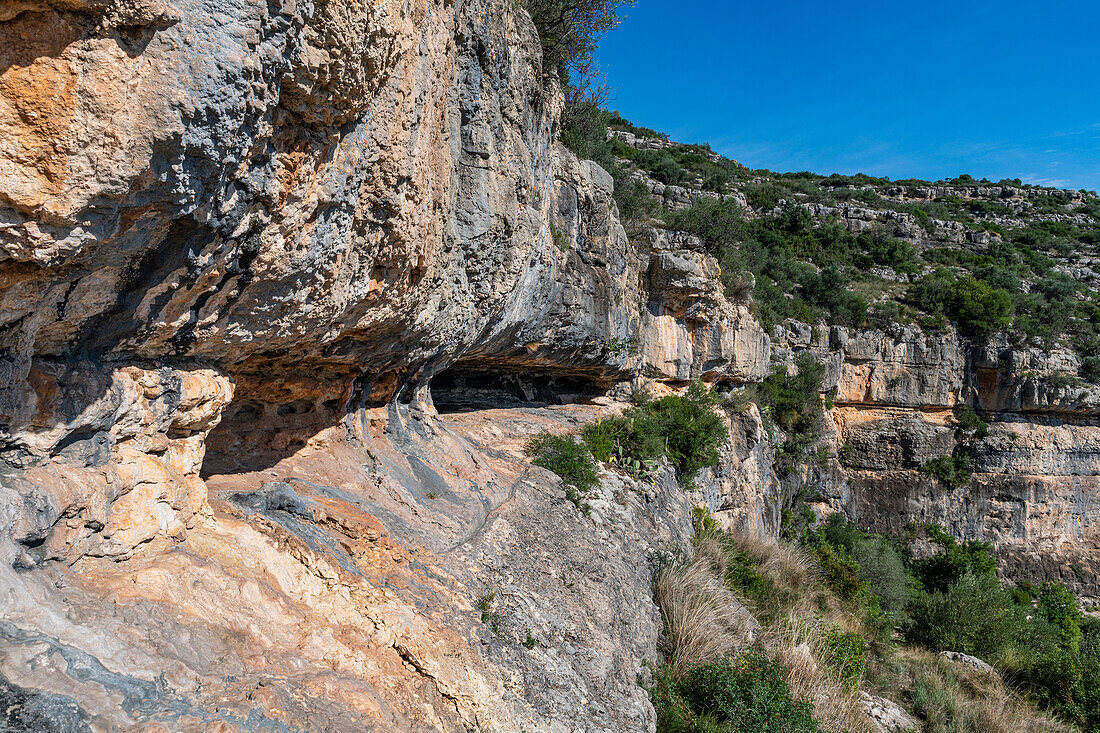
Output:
[
  {"xmin": 526, "ymin": 0, "xmax": 635, "ymax": 76},
  {"xmin": 952, "ymin": 275, "xmax": 1013, "ymax": 338}
]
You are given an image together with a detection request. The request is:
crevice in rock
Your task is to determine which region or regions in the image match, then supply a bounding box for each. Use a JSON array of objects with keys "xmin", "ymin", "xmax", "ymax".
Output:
[
  {"xmin": 201, "ymin": 365, "xmax": 356, "ymax": 477},
  {"xmin": 429, "ymin": 364, "xmax": 608, "ymax": 413}
]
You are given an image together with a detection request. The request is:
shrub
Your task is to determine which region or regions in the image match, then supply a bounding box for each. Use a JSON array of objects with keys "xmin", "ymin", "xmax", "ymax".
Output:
[
  {"xmin": 907, "ymin": 525, "xmax": 996, "ymax": 593},
  {"xmin": 644, "ymin": 381, "xmax": 727, "ymax": 482},
  {"xmin": 953, "ymin": 406, "xmax": 989, "ymax": 439},
  {"xmin": 1038, "ymin": 582, "xmax": 1085, "ymax": 654},
  {"xmin": 652, "ymin": 653, "xmax": 821, "ymax": 733},
  {"xmin": 867, "ymin": 300, "xmax": 906, "ymax": 331},
  {"xmin": 477, "ymin": 590, "xmax": 502, "ymax": 633},
  {"xmin": 745, "ymin": 182, "xmax": 785, "ymax": 211},
  {"xmin": 666, "ymin": 201, "xmax": 871, "ymax": 330},
  {"xmin": 1082, "ymin": 356, "xmax": 1100, "ymax": 384},
  {"xmin": 904, "ymin": 572, "xmax": 1031, "ymax": 659},
  {"xmin": 583, "ymin": 380, "xmax": 727, "ymax": 485},
  {"xmin": 921, "ymin": 454, "xmax": 973, "ymax": 489},
  {"xmin": 862, "ymin": 230, "xmax": 919, "ymax": 272},
  {"xmin": 807, "ymin": 515, "xmax": 914, "ymax": 633},
  {"xmin": 526, "ymin": 433, "xmax": 599, "ymax": 512},
  {"xmin": 850, "ymin": 538, "xmax": 913, "ymax": 621},
  {"xmin": 692, "ymin": 505, "xmax": 721, "ymax": 537},
  {"xmin": 909, "ymin": 270, "xmax": 1013, "ymax": 339},
  {"xmin": 799, "ymin": 265, "xmax": 868, "ymax": 328},
  {"xmin": 753, "ymin": 353, "xmax": 825, "ymax": 474},
  {"xmin": 821, "ymin": 627, "xmax": 868, "ymax": 691}
]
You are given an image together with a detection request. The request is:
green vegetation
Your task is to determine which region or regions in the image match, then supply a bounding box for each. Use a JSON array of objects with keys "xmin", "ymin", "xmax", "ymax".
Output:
[
  {"xmin": 525, "ymin": 433, "xmax": 598, "ymax": 513},
  {"xmin": 581, "ymin": 380, "xmax": 727, "ymax": 485},
  {"xmin": 652, "ymin": 508, "xmax": 1092, "ymax": 732},
  {"xmin": 905, "ymin": 524, "xmax": 997, "ymax": 594},
  {"xmin": 921, "ymin": 454, "xmax": 973, "ymax": 489},
  {"xmin": 805, "ymin": 517, "xmax": 1100, "ymax": 731},
  {"xmin": 666, "ymin": 199, "xmax": 887, "ymax": 329},
  {"xmin": 908, "ymin": 270, "xmax": 1014, "ymax": 340},
  {"xmin": 526, "ymin": 0, "xmax": 635, "ymax": 76},
  {"xmin": 749, "ymin": 353, "xmax": 825, "ymax": 475},
  {"xmin": 477, "ymin": 590, "xmax": 502, "ymax": 633},
  {"xmin": 526, "ymin": 383, "xmax": 726, "ymax": 501},
  {"xmin": 558, "ymin": 102, "xmax": 1099, "ymax": 363},
  {"xmin": 953, "ymin": 406, "xmax": 989, "ymax": 440},
  {"xmin": 1083, "ymin": 356, "xmax": 1100, "ymax": 384},
  {"xmin": 821, "ymin": 626, "xmax": 868, "ymax": 692},
  {"xmin": 652, "ymin": 515, "xmax": 870, "ymax": 732},
  {"xmin": 651, "ymin": 653, "xmax": 820, "ymax": 733}
]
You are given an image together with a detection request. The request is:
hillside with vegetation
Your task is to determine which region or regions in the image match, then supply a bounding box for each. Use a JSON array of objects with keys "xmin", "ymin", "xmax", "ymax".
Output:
[
  {"xmin": 3, "ymin": 0, "xmax": 1099, "ymax": 730},
  {"xmin": 562, "ymin": 106, "xmax": 1100, "ymax": 382}
]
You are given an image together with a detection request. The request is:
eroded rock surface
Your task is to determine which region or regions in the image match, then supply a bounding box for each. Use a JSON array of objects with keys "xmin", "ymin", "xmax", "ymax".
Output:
[
  {"xmin": 1, "ymin": 0, "xmax": 1099, "ymax": 728},
  {"xmin": 0, "ymin": 0, "xmax": 760, "ymax": 729}
]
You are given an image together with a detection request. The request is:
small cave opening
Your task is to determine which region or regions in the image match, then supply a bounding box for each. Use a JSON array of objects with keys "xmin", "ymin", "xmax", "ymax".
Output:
[{"xmin": 429, "ymin": 366, "xmax": 609, "ymax": 414}]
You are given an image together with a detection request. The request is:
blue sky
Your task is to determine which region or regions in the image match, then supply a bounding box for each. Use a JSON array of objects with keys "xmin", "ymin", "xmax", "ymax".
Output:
[{"xmin": 594, "ymin": 0, "xmax": 1100, "ymax": 192}]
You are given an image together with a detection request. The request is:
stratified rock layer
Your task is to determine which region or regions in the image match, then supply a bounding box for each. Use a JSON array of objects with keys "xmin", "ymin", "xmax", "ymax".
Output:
[
  {"xmin": 0, "ymin": 0, "xmax": 762, "ymax": 729},
  {"xmin": 1, "ymin": 0, "xmax": 1098, "ymax": 729}
]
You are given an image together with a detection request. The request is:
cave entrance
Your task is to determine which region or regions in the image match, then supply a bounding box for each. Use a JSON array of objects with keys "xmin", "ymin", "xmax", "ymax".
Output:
[{"xmin": 430, "ymin": 366, "xmax": 608, "ymax": 413}]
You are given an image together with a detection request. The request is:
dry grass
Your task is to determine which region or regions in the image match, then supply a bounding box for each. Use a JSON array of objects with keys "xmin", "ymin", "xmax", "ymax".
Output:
[
  {"xmin": 654, "ymin": 536, "xmax": 757, "ymax": 675},
  {"xmin": 678, "ymin": 529, "xmax": 874, "ymax": 732},
  {"xmin": 874, "ymin": 648, "xmax": 1075, "ymax": 733},
  {"xmin": 761, "ymin": 610, "xmax": 872, "ymax": 732},
  {"xmin": 655, "ymin": 526, "xmax": 1068, "ymax": 733},
  {"xmin": 720, "ymin": 528, "xmax": 820, "ymax": 621}
]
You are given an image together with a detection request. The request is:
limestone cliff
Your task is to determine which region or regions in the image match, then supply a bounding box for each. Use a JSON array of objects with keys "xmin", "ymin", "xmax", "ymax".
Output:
[
  {"xmin": 0, "ymin": 0, "xmax": 1098, "ymax": 730},
  {"xmin": 0, "ymin": 0, "xmax": 764, "ymax": 728}
]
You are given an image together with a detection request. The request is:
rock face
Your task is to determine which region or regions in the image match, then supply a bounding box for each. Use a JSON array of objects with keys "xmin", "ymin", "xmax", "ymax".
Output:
[
  {"xmin": 1, "ymin": 0, "xmax": 1098, "ymax": 729},
  {"xmin": 788, "ymin": 324, "xmax": 1100, "ymax": 602},
  {"xmin": 0, "ymin": 0, "xmax": 765, "ymax": 729}
]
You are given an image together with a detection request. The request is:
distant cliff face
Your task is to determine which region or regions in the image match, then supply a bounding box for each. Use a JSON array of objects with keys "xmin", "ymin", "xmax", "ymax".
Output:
[
  {"xmin": 612, "ymin": 128, "xmax": 1100, "ymax": 604},
  {"xmin": 1, "ymin": 0, "xmax": 1098, "ymax": 730},
  {"xmin": 770, "ymin": 323, "xmax": 1100, "ymax": 603}
]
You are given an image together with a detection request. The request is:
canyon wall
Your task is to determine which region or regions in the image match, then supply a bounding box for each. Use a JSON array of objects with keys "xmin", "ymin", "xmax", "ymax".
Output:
[
  {"xmin": 0, "ymin": 0, "xmax": 1097, "ymax": 730},
  {"xmin": 0, "ymin": 0, "xmax": 767, "ymax": 729}
]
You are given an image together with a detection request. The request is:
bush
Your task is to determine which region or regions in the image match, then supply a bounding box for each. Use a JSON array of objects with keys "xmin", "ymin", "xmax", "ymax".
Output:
[
  {"xmin": 526, "ymin": 433, "xmax": 599, "ymax": 512},
  {"xmin": 907, "ymin": 525, "xmax": 996, "ymax": 593},
  {"xmin": 905, "ymin": 572, "xmax": 1024, "ymax": 657},
  {"xmin": 821, "ymin": 627, "xmax": 868, "ymax": 691},
  {"xmin": 1082, "ymin": 356, "xmax": 1100, "ymax": 384},
  {"xmin": 753, "ymin": 353, "xmax": 824, "ymax": 474},
  {"xmin": 866, "ymin": 300, "xmax": 907, "ymax": 331},
  {"xmin": 666, "ymin": 201, "xmax": 872, "ymax": 330},
  {"xmin": 745, "ymin": 182, "xmax": 785, "ymax": 211},
  {"xmin": 805, "ymin": 515, "xmax": 914, "ymax": 635},
  {"xmin": 644, "ymin": 381, "xmax": 727, "ymax": 482},
  {"xmin": 582, "ymin": 380, "xmax": 727, "ymax": 485},
  {"xmin": 921, "ymin": 454, "xmax": 972, "ymax": 489},
  {"xmin": 799, "ymin": 265, "xmax": 868, "ymax": 328},
  {"xmin": 953, "ymin": 406, "xmax": 989, "ymax": 439},
  {"xmin": 651, "ymin": 653, "xmax": 821, "ymax": 733},
  {"xmin": 909, "ymin": 270, "xmax": 1013, "ymax": 339},
  {"xmin": 850, "ymin": 537, "xmax": 914, "ymax": 620},
  {"xmin": 1038, "ymin": 582, "xmax": 1085, "ymax": 654}
]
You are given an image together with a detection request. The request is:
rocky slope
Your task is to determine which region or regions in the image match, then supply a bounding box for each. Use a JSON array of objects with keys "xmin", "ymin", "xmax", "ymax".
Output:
[
  {"xmin": 0, "ymin": 0, "xmax": 766, "ymax": 728},
  {"xmin": 0, "ymin": 0, "xmax": 1098, "ymax": 730},
  {"xmin": 608, "ymin": 127, "xmax": 1100, "ymax": 603}
]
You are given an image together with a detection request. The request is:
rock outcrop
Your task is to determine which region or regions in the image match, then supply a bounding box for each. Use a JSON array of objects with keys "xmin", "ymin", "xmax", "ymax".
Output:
[
  {"xmin": 1, "ymin": 0, "xmax": 1099, "ymax": 728},
  {"xmin": 774, "ymin": 323, "xmax": 1100, "ymax": 602},
  {"xmin": 0, "ymin": 0, "xmax": 767, "ymax": 729}
]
